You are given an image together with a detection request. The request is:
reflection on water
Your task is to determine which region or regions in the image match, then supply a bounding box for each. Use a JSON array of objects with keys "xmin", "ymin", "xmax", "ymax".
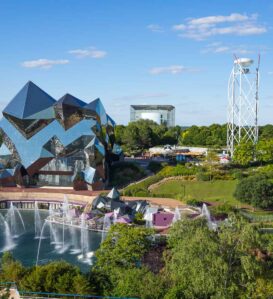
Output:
[{"xmin": 0, "ymin": 210, "xmax": 102, "ymax": 272}]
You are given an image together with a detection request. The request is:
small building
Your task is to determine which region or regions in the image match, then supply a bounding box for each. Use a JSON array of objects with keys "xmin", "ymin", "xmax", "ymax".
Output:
[
  {"xmin": 152, "ymin": 211, "xmax": 174, "ymax": 227},
  {"xmin": 130, "ymin": 105, "xmax": 175, "ymax": 127}
]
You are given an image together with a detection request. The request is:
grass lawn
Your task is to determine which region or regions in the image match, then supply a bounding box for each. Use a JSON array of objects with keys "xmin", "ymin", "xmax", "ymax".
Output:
[{"xmin": 151, "ymin": 179, "xmax": 240, "ymax": 205}]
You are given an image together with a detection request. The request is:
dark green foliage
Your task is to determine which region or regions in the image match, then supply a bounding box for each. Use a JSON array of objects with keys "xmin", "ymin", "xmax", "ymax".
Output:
[
  {"xmin": 147, "ymin": 161, "xmax": 165, "ymax": 173},
  {"xmin": 165, "ymin": 216, "xmax": 273, "ymax": 298},
  {"xmin": 231, "ymin": 169, "xmax": 246, "ymax": 180},
  {"xmin": 0, "ymin": 256, "xmax": 93, "ymax": 295},
  {"xmin": 133, "ymin": 212, "xmax": 145, "ymax": 225},
  {"xmin": 180, "ymin": 124, "xmax": 227, "ymax": 147},
  {"xmin": 234, "ymin": 174, "xmax": 273, "ymax": 208},
  {"xmin": 259, "ymin": 124, "xmax": 273, "ymax": 140},
  {"xmin": 109, "ymin": 161, "xmax": 145, "ymax": 187},
  {"xmin": 95, "ymin": 224, "xmax": 152, "ymax": 271},
  {"xmin": 0, "ymin": 252, "xmax": 26, "ymax": 282},
  {"xmin": 109, "ymin": 267, "xmax": 164, "ymax": 299},
  {"xmin": 115, "ymin": 120, "xmax": 181, "ymax": 154},
  {"xmin": 185, "ymin": 198, "xmax": 203, "ymax": 206},
  {"xmin": 20, "ymin": 261, "xmax": 93, "ymax": 294},
  {"xmin": 233, "ymin": 141, "xmax": 256, "ymax": 166},
  {"xmin": 211, "ymin": 203, "xmax": 235, "ymax": 218}
]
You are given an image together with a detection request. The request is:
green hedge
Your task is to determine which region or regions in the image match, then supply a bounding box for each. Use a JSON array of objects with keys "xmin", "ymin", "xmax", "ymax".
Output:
[
  {"xmin": 158, "ymin": 164, "xmax": 198, "ymax": 177},
  {"xmin": 123, "ymin": 164, "xmax": 199, "ymax": 197},
  {"xmin": 123, "ymin": 174, "xmax": 163, "ymax": 196}
]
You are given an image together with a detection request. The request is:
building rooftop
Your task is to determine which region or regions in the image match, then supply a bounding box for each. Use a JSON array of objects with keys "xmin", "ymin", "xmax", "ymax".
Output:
[{"xmin": 131, "ymin": 105, "xmax": 175, "ymax": 111}]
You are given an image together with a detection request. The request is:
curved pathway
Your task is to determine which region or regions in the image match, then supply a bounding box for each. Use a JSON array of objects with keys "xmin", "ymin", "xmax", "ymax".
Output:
[{"xmin": 0, "ymin": 187, "xmax": 185, "ymax": 209}]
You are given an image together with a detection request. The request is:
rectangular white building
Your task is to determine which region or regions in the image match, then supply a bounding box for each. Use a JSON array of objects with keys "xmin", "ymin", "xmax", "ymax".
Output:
[{"xmin": 130, "ymin": 105, "xmax": 175, "ymax": 127}]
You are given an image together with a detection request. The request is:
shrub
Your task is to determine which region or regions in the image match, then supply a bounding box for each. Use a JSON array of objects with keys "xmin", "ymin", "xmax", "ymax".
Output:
[
  {"xmin": 196, "ymin": 172, "xmax": 211, "ymax": 181},
  {"xmin": 231, "ymin": 170, "xmax": 245, "ymax": 180},
  {"xmin": 147, "ymin": 161, "xmax": 164, "ymax": 173},
  {"xmin": 234, "ymin": 174, "xmax": 273, "ymax": 209},
  {"xmin": 158, "ymin": 164, "xmax": 198, "ymax": 177},
  {"xmin": 133, "ymin": 212, "xmax": 145, "ymax": 225},
  {"xmin": 211, "ymin": 203, "xmax": 235, "ymax": 218},
  {"xmin": 109, "ymin": 162, "xmax": 145, "ymax": 187},
  {"xmin": 186, "ymin": 198, "xmax": 203, "ymax": 207}
]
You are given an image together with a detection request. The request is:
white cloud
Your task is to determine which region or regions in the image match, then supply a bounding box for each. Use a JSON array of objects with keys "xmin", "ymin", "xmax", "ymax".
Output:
[
  {"xmin": 69, "ymin": 47, "xmax": 107, "ymax": 58},
  {"xmin": 149, "ymin": 65, "xmax": 199, "ymax": 75},
  {"xmin": 202, "ymin": 42, "xmax": 253, "ymax": 55},
  {"xmin": 188, "ymin": 13, "xmax": 250, "ymax": 26},
  {"xmin": 147, "ymin": 24, "xmax": 164, "ymax": 33},
  {"xmin": 173, "ymin": 13, "xmax": 266, "ymax": 40},
  {"xmin": 21, "ymin": 59, "xmax": 69, "ymax": 69}
]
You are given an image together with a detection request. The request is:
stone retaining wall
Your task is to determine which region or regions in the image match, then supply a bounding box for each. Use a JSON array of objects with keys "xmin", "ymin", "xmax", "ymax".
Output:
[{"xmin": 0, "ymin": 191, "xmax": 96, "ymax": 205}]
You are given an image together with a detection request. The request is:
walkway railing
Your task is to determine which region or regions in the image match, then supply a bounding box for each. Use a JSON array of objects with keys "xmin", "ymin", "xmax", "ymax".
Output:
[{"xmin": 0, "ymin": 282, "xmax": 139, "ymax": 299}]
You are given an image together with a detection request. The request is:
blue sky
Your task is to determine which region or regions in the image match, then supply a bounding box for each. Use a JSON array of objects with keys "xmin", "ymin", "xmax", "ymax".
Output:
[{"xmin": 0, "ymin": 0, "xmax": 273, "ymax": 125}]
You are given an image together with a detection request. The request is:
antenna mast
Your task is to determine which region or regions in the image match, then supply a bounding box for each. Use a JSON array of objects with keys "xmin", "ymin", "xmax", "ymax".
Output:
[{"xmin": 227, "ymin": 56, "xmax": 260, "ymax": 157}]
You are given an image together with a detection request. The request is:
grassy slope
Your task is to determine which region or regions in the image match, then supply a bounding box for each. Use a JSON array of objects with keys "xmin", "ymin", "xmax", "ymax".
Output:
[{"xmin": 151, "ymin": 180, "xmax": 240, "ymax": 205}]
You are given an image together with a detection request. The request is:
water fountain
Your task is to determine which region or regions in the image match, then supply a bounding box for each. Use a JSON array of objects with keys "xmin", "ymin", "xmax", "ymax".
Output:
[
  {"xmin": 0, "ymin": 214, "xmax": 15, "ymax": 252},
  {"xmin": 6, "ymin": 202, "xmax": 25, "ymax": 237},
  {"xmin": 113, "ymin": 208, "xmax": 119, "ymax": 224},
  {"xmin": 36, "ymin": 221, "xmax": 49, "ymax": 265},
  {"xmin": 201, "ymin": 203, "xmax": 217, "ymax": 230},
  {"xmin": 69, "ymin": 226, "xmax": 81, "ymax": 254},
  {"xmin": 34, "ymin": 201, "xmax": 42, "ymax": 239},
  {"xmin": 101, "ymin": 214, "xmax": 111, "ymax": 242},
  {"xmin": 172, "ymin": 207, "xmax": 181, "ymax": 223},
  {"xmin": 48, "ymin": 204, "xmax": 62, "ymax": 249},
  {"xmin": 144, "ymin": 208, "xmax": 154, "ymax": 228},
  {"xmin": 58, "ymin": 195, "xmax": 71, "ymax": 254},
  {"xmin": 77, "ymin": 213, "xmax": 91, "ymax": 264}
]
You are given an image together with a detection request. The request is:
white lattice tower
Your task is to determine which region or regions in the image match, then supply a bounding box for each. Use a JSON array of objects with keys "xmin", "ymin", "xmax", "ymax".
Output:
[{"xmin": 227, "ymin": 57, "xmax": 259, "ymax": 157}]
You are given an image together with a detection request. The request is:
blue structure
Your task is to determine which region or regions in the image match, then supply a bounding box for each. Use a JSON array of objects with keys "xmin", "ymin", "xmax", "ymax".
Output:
[{"xmin": 0, "ymin": 81, "xmax": 121, "ymax": 189}]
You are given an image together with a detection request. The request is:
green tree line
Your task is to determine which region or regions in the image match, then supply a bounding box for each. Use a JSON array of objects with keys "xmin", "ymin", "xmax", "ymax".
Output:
[{"xmin": 115, "ymin": 120, "xmax": 273, "ymax": 154}]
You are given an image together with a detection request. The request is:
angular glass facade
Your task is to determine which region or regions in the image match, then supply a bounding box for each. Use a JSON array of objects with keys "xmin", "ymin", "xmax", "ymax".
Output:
[{"xmin": 0, "ymin": 81, "xmax": 120, "ymax": 189}]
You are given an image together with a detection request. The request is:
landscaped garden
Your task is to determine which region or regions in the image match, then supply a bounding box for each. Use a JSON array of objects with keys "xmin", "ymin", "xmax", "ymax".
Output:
[{"xmin": 151, "ymin": 179, "xmax": 239, "ymax": 204}]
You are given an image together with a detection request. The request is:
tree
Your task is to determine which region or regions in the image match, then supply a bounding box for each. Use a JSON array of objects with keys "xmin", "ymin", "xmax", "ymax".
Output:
[
  {"xmin": 259, "ymin": 124, "xmax": 273, "ymax": 140},
  {"xmin": 95, "ymin": 224, "xmax": 153, "ymax": 272},
  {"xmin": 114, "ymin": 125, "xmax": 125, "ymax": 145},
  {"xmin": 256, "ymin": 138, "xmax": 273, "ymax": 163},
  {"xmin": 217, "ymin": 214, "xmax": 266, "ymax": 297},
  {"xmin": 205, "ymin": 150, "xmax": 219, "ymax": 181},
  {"xmin": 165, "ymin": 218, "xmax": 228, "ymax": 298},
  {"xmin": 109, "ymin": 267, "xmax": 164, "ymax": 299},
  {"xmin": 0, "ymin": 252, "xmax": 26, "ymax": 283},
  {"xmin": 233, "ymin": 141, "xmax": 255, "ymax": 165},
  {"xmin": 234, "ymin": 174, "xmax": 273, "ymax": 209},
  {"xmin": 179, "ymin": 124, "xmax": 227, "ymax": 147},
  {"xmin": 94, "ymin": 224, "xmax": 154, "ymax": 296},
  {"xmin": 20, "ymin": 261, "xmax": 93, "ymax": 294},
  {"xmin": 164, "ymin": 216, "xmax": 273, "ymax": 298}
]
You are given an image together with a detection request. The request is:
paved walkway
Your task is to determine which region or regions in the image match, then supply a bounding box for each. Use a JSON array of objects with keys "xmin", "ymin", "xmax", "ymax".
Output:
[{"xmin": 0, "ymin": 187, "xmax": 184, "ymax": 209}]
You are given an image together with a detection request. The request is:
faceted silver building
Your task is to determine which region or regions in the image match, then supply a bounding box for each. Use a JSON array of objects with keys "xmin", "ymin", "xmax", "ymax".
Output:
[
  {"xmin": 0, "ymin": 81, "xmax": 121, "ymax": 189},
  {"xmin": 130, "ymin": 105, "xmax": 175, "ymax": 127}
]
